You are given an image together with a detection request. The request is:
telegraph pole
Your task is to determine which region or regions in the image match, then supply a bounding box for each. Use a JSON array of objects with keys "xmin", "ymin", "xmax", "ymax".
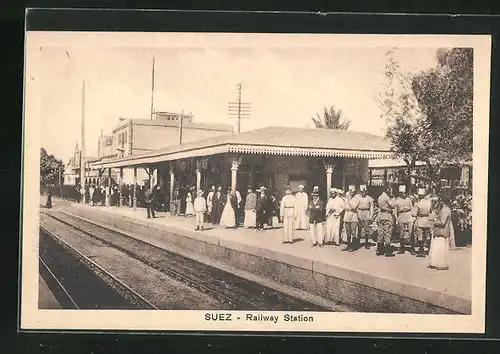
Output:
[
  {"xmin": 80, "ymin": 80, "xmax": 86, "ymax": 203},
  {"xmin": 150, "ymin": 56, "xmax": 155, "ymax": 120},
  {"xmin": 228, "ymin": 82, "xmax": 251, "ymax": 133}
]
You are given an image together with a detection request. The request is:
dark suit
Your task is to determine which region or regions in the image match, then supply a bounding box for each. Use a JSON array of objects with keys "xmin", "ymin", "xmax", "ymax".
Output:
[
  {"xmin": 222, "ymin": 193, "xmax": 238, "ymax": 209},
  {"xmin": 308, "ymin": 198, "xmax": 326, "ymax": 223},
  {"xmin": 145, "ymin": 189, "xmax": 155, "ymax": 218},
  {"xmin": 308, "ymin": 197, "xmax": 325, "ymax": 245},
  {"xmin": 211, "ymin": 191, "xmax": 224, "ymax": 225},
  {"xmin": 256, "ymin": 194, "xmax": 271, "ymax": 230}
]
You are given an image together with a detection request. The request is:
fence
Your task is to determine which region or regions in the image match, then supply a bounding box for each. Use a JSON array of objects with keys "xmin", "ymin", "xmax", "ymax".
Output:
[{"xmin": 40, "ymin": 184, "xmax": 81, "ymax": 202}]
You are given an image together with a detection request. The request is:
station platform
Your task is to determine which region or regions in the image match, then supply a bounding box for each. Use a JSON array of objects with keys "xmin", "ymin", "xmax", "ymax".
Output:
[{"xmin": 49, "ymin": 197, "xmax": 472, "ymax": 314}]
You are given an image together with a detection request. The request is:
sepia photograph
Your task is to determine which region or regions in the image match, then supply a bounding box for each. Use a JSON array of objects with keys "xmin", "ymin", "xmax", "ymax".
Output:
[{"xmin": 21, "ymin": 30, "xmax": 490, "ymax": 333}]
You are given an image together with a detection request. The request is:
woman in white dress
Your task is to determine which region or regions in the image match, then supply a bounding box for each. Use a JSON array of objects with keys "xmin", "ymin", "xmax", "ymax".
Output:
[
  {"xmin": 220, "ymin": 187, "xmax": 237, "ymax": 228},
  {"xmin": 185, "ymin": 187, "xmax": 195, "ymax": 216},
  {"xmin": 429, "ymin": 196, "xmax": 452, "ymax": 270}
]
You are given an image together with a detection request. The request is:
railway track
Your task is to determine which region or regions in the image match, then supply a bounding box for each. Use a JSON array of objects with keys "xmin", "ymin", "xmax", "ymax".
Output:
[
  {"xmin": 39, "ymin": 226, "xmax": 157, "ymax": 309},
  {"xmin": 40, "ymin": 209, "xmax": 341, "ymax": 311}
]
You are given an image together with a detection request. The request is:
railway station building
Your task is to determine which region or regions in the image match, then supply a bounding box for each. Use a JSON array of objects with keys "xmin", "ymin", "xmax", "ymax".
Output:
[{"xmin": 92, "ymin": 126, "xmax": 392, "ymax": 205}]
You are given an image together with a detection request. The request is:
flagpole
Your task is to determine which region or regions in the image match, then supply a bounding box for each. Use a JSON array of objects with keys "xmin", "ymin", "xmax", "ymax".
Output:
[
  {"xmin": 80, "ymin": 80, "xmax": 86, "ymax": 202},
  {"xmin": 150, "ymin": 56, "xmax": 155, "ymax": 120}
]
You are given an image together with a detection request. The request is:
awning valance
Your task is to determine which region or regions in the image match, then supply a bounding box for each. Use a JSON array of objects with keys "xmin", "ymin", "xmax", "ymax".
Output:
[
  {"xmin": 92, "ymin": 143, "xmax": 392, "ymax": 169},
  {"xmin": 227, "ymin": 144, "xmax": 392, "ymax": 159}
]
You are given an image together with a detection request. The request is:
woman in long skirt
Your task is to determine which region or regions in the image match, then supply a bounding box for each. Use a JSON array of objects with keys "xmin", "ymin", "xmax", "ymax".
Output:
[
  {"xmin": 220, "ymin": 187, "xmax": 237, "ymax": 228},
  {"xmin": 429, "ymin": 196, "xmax": 452, "ymax": 270},
  {"xmin": 185, "ymin": 187, "xmax": 194, "ymax": 216}
]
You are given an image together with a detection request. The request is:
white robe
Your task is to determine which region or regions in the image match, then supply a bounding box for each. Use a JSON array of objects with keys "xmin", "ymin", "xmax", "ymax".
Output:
[
  {"xmin": 294, "ymin": 192, "xmax": 309, "ymax": 230},
  {"xmin": 220, "ymin": 195, "xmax": 236, "ymax": 228},
  {"xmin": 185, "ymin": 192, "xmax": 194, "ymax": 215},
  {"xmin": 325, "ymin": 196, "xmax": 344, "ymax": 244}
]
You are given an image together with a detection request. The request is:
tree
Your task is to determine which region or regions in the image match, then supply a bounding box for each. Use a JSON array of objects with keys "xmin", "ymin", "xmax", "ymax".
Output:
[
  {"xmin": 411, "ymin": 48, "xmax": 473, "ymax": 171},
  {"xmin": 40, "ymin": 147, "xmax": 64, "ymax": 187},
  {"xmin": 376, "ymin": 49, "xmax": 425, "ymax": 184},
  {"xmin": 377, "ymin": 48, "xmax": 473, "ymax": 188},
  {"xmin": 311, "ymin": 105, "xmax": 351, "ymax": 130}
]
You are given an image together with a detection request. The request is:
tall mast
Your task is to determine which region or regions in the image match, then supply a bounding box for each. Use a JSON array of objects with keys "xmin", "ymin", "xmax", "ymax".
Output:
[
  {"xmin": 150, "ymin": 56, "xmax": 155, "ymax": 120},
  {"xmin": 80, "ymin": 80, "xmax": 86, "ymax": 197}
]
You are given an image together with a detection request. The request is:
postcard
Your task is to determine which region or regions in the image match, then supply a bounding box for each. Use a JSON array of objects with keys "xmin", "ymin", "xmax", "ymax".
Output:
[{"xmin": 21, "ymin": 29, "xmax": 490, "ymax": 333}]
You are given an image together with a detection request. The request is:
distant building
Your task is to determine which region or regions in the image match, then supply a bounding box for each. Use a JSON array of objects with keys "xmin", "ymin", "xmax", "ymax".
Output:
[
  {"xmin": 63, "ymin": 143, "xmax": 117, "ymax": 186},
  {"xmin": 97, "ymin": 131, "xmax": 114, "ymax": 159},
  {"xmin": 95, "ymin": 111, "xmax": 234, "ymax": 185}
]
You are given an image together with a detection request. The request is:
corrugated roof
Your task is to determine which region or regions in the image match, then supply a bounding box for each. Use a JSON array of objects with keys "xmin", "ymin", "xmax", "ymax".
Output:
[{"xmin": 95, "ymin": 126, "xmax": 392, "ymax": 169}]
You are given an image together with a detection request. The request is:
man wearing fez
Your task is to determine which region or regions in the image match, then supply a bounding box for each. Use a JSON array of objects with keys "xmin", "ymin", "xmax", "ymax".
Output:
[
  {"xmin": 395, "ymin": 185, "xmax": 415, "ymax": 254},
  {"xmin": 280, "ymin": 186, "xmax": 297, "ymax": 244},
  {"xmin": 307, "ymin": 186, "xmax": 325, "ymax": 247},
  {"xmin": 342, "ymin": 185, "xmax": 358, "ymax": 251},
  {"xmin": 355, "ymin": 184, "xmax": 374, "ymax": 250},
  {"xmin": 243, "ymin": 186, "xmax": 257, "ymax": 229},
  {"xmin": 377, "ymin": 185, "xmax": 396, "ymax": 257},
  {"xmin": 294, "ymin": 184, "xmax": 309, "ymax": 230},
  {"xmin": 412, "ymin": 187, "xmax": 433, "ymax": 257}
]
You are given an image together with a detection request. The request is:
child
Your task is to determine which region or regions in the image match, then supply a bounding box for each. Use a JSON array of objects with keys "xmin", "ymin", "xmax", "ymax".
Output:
[{"xmin": 194, "ymin": 189, "xmax": 207, "ymax": 231}]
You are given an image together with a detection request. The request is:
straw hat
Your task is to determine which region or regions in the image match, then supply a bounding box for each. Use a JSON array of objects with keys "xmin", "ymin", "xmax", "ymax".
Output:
[{"xmin": 360, "ymin": 184, "xmax": 367, "ymax": 192}]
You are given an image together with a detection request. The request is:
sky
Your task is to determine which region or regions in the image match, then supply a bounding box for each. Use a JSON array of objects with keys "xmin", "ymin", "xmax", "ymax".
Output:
[{"xmin": 25, "ymin": 32, "xmax": 445, "ymax": 163}]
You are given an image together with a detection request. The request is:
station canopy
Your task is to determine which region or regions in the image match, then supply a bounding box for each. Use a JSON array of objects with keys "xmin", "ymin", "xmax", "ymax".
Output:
[{"xmin": 93, "ymin": 126, "xmax": 393, "ymax": 169}]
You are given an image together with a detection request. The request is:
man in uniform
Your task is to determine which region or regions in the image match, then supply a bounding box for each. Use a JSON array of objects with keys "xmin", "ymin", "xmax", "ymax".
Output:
[
  {"xmin": 377, "ymin": 185, "xmax": 396, "ymax": 257},
  {"xmin": 294, "ymin": 184, "xmax": 309, "ymax": 230},
  {"xmin": 342, "ymin": 185, "xmax": 358, "ymax": 252},
  {"xmin": 280, "ymin": 186, "xmax": 297, "ymax": 244},
  {"xmin": 395, "ymin": 185, "xmax": 415, "ymax": 254},
  {"xmin": 412, "ymin": 187, "xmax": 433, "ymax": 257},
  {"xmin": 307, "ymin": 186, "xmax": 325, "ymax": 247},
  {"xmin": 356, "ymin": 184, "xmax": 374, "ymax": 250}
]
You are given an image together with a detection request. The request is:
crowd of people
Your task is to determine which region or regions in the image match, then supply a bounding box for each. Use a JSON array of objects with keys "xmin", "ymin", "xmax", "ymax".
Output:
[
  {"xmin": 71, "ymin": 179, "xmax": 472, "ymax": 271},
  {"xmin": 167, "ymin": 183, "xmax": 465, "ymax": 271}
]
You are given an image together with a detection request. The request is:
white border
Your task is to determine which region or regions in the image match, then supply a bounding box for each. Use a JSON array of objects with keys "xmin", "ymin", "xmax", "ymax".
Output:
[{"xmin": 21, "ymin": 32, "xmax": 490, "ymax": 333}]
